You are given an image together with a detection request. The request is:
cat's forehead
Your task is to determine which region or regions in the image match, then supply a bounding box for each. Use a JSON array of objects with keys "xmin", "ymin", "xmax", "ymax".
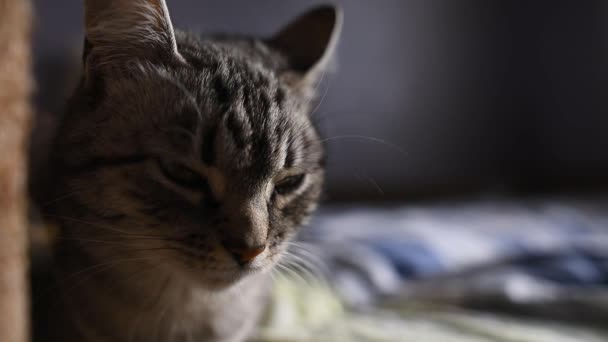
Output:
[
  {"xmin": 93, "ymin": 39, "xmax": 317, "ymax": 180},
  {"xmin": 153, "ymin": 45, "xmax": 313, "ymax": 175},
  {"xmin": 196, "ymin": 62, "xmax": 299, "ymax": 177},
  {"xmin": 169, "ymin": 40, "xmax": 289, "ymax": 120}
]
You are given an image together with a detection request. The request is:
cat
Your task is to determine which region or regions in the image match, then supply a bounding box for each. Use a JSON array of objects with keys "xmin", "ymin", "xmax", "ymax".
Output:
[{"xmin": 40, "ymin": 0, "xmax": 341, "ymax": 341}]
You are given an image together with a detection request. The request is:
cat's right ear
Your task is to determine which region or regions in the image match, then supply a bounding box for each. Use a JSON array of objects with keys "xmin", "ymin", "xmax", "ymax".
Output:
[
  {"xmin": 268, "ymin": 5, "xmax": 343, "ymax": 83},
  {"xmin": 83, "ymin": 0, "xmax": 182, "ymax": 72}
]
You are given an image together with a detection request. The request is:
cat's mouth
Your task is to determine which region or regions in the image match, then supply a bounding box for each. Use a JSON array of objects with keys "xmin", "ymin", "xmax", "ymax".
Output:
[
  {"xmin": 189, "ymin": 263, "xmax": 271, "ymax": 290},
  {"xmin": 172, "ymin": 245, "xmax": 276, "ymax": 288}
]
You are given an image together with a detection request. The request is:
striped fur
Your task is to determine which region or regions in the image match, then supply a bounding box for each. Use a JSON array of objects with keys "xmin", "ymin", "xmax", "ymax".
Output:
[{"xmin": 43, "ymin": 2, "xmax": 341, "ymax": 342}]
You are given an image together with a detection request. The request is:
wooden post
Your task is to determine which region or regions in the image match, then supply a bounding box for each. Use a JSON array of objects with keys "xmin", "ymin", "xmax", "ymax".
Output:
[{"xmin": 0, "ymin": 0, "xmax": 32, "ymax": 341}]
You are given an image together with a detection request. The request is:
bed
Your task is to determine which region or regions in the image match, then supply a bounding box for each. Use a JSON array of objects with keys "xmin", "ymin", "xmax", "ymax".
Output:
[{"xmin": 256, "ymin": 198, "xmax": 608, "ymax": 341}]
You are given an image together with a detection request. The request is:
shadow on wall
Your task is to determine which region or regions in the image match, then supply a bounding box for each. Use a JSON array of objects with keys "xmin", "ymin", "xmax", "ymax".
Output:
[{"xmin": 32, "ymin": 0, "xmax": 608, "ymax": 201}]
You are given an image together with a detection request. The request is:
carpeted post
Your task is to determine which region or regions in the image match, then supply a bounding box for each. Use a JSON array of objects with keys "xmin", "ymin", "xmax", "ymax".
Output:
[{"xmin": 0, "ymin": 0, "xmax": 32, "ymax": 341}]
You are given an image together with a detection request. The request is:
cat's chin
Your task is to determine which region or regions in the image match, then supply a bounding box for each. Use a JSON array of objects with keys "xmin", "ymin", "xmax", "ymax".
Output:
[
  {"xmin": 180, "ymin": 263, "xmax": 270, "ymax": 290},
  {"xmin": 165, "ymin": 248, "xmax": 279, "ymax": 290}
]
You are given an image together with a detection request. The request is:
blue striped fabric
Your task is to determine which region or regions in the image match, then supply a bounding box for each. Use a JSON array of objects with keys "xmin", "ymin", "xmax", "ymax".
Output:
[{"xmin": 296, "ymin": 199, "xmax": 608, "ymax": 309}]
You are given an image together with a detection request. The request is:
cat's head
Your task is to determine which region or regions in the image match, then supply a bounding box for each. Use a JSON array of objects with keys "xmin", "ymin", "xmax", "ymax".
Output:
[{"xmin": 51, "ymin": 0, "xmax": 341, "ymax": 288}]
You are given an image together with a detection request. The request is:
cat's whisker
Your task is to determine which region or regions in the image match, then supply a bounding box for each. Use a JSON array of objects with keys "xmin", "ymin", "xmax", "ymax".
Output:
[
  {"xmin": 286, "ymin": 241, "xmax": 326, "ymax": 261},
  {"xmin": 319, "ymin": 134, "xmax": 409, "ymax": 158},
  {"xmin": 283, "ymin": 257, "xmax": 316, "ymax": 283},
  {"xmin": 286, "ymin": 246, "xmax": 324, "ymax": 266},
  {"xmin": 44, "ymin": 214, "xmax": 134, "ymax": 235},
  {"xmin": 353, "ymin": 171, "xmax": 386, "ymax": 195},
  {"xmin": 268, "ymin": 269, "xmax": 278, "ymax": 283},
  {"xmin": 41, "ymin": 187, "xmax": 89, "ymax": 207},
  {"xmin": 309, "ymin": 72, "xmax": 332, "ymax": 118},
  {"xmin": 45, "ymin": 214, "xmax": 168, "ymax": 237},
  {"xmin": 120, "ymin": 247, "xmax": 181, "ymax": 254},
  {"xmin": 127, "ymin": 264, "xmax": 168, "ymax": 342},
  {"xmin": 285, "ymin": 244, "xmax": 325, "ymax": 271},
  {"xmin": 285, "ymin": 243, "xmax": 331, "ymax": 278},
  {"xmin": 60, "ymin": 236, "xmax": 169, "ymax": 247},
  {"xmin": 274, "ymin": 262, "xmax": 307, "ymax": 286},
  {"xmin": 121, "ymin": 262, "xmax": 173, "ymax": 341},
  {"xmin": 62, "ymin": 261, "xmax": 172, "ymax": 306},
  {"xmin": 270, "ymin": 267, "xmax": 290, "ymax": 284},
  {"xmin": 66, "ymin": 250, "xmax": 171, "ymax": 273},
  {"xmin": 149, "ymin": 274, "xmax": 174, "ymax": 342},
  {"xmin": 60, "ymin": 256, "xmax": 170, "ymax": 295},
  {"xmin": 287, "ymin": 262, "xmax": 318, "ymax": 289},
  {"xmin": 290, "ymin": 67, "xmax": 327, "ymax": 117},
  {"xmin": 282, "ymin": 251, "xmax": 328, "ymax": 287},
  {"xmin": 154, "ymin": 279, "xmax": 176, "ymax": 342},
  {"xmin": 309, "ymin": 69, "xmax": 327, "ymax": 105},
  {"xmin": 277, "ymin": 251, "xmax": 320, "ymax": 288}
]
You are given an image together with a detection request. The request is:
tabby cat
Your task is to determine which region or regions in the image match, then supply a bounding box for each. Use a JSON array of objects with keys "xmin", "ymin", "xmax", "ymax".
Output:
[{"xmin": 42, "ymin": 1, "xmax": 341, "ymax": 341}]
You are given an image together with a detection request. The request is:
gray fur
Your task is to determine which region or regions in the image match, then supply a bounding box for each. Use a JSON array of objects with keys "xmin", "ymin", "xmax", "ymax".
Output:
[{"xmin": 43, "ymin": 1, "xmax": 341, "ymax": 341}]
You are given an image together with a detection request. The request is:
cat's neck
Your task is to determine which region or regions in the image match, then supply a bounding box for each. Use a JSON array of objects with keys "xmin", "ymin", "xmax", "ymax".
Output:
[{"xmin": 54, "ymin": 241, "xmax": 270, "ymax": 342}]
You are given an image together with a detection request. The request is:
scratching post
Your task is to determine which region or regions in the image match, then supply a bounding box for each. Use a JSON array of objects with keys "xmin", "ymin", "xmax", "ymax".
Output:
[{"xmin": 0, "ymin": 0, "xmax": 32, "ymax": 341}]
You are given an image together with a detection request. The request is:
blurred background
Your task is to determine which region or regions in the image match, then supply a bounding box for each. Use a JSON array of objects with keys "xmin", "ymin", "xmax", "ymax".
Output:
[
  {"xmin": 30, "ymin": 1, "xmax": 608, "ymax": 341},
  {"xmin": 32, "ymin": 0, "xmax": 608, "ymax": 202}
]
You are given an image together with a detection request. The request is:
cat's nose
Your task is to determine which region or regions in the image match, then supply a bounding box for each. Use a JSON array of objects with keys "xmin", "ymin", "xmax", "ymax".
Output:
[{"xmin": 222, "ymin": 240, "xmax": 266, "ymax": 265}]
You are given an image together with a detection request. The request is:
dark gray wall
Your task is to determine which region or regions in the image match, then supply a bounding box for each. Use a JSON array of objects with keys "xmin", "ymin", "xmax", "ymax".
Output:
[{"xmin": 33, "ymin": 1, "xmax": 608, "ymax": 201}]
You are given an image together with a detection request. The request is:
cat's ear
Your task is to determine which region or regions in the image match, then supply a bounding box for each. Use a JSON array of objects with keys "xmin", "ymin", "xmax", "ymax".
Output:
[
  {"xmin": 83, "ymin": 0, "xmax": 181, "ymax": 69},
  {"xmin": 268, "ymin": 5, "xmax": 343, "ymax": 82}
]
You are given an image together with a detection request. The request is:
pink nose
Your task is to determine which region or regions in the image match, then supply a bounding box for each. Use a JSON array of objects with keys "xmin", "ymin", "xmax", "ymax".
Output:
[{"xmin": 223, "ymin": 242, "xmax": 266, "ymax": 265}]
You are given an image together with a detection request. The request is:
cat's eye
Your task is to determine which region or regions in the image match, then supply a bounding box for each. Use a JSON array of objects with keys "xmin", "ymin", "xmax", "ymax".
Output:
[
  {"xmin": 274, "ymin": 174, "xmax": 306, "ymax": 195},
  {"xmin": 158, "ymin": 159, "xmax": 205, "ymax": 188}
]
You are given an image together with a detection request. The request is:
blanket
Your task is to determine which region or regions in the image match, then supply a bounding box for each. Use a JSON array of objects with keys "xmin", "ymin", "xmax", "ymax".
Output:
[{"xmin": 256, "ymin": 198, "xmax": 608, "ymax": 341}]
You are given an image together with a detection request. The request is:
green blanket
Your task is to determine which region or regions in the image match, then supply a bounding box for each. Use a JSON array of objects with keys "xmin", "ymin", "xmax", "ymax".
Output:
[{"xmin": 255, "ymin": 277, "xmax": 608, "ymax": 342}]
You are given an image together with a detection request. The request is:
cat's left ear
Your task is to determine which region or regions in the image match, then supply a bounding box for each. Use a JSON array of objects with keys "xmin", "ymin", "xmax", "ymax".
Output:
[
  {"xmin": 83, "ymin": 0, "xmax": 181, "ymax": 69},
  {"xmin": 268, "ymin": 5, "xmax": 343, "ymax": 82}
]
